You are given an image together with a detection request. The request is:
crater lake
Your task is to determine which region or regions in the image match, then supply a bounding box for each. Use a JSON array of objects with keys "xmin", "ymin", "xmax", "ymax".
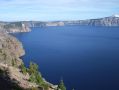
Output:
[{"xmin": 13, "ymin": 26, "xmax": 119, "ymax": 90}]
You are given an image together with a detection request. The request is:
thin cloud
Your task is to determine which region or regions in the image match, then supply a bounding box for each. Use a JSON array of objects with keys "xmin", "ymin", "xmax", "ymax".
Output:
[{"xmin": 0, "ymin": 0, "xmax": 119, "ymax": 21}]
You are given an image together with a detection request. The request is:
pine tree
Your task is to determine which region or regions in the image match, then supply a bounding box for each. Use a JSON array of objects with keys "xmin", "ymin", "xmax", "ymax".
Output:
[
  {"xmin": 58, "ymin": 80, "xmax": 66, "ymax": 90},
  {"xmin": 28, "ymin": 61, "xmax": 38, "ymax": 75},
  {"xmin": 20, "ymin": 63, "xmax": 27, "ymax": 75},
  {"xmin": 28, "ymin": 62, "xmax": 44, "ymax": 85},
  {"xmin": 29, "ymin": 73, "xmax": 36, "ymax": 82}
]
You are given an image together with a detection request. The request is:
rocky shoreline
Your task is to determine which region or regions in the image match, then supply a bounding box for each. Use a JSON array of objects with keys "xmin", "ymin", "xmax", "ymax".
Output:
[
  {"xmin": 20, "ymin": 15, "xmax": 119, "ymax": 27},
  {"xmin": 1, "ymin": 15, "xmax": 119, "ymax": 33},
  {"xmin": 0, "ymin": 31, "xmax": 58, "ymax": 90},
  {"xmin": 0, "ymin": 14, "xmax": 118, "ymax": 90}
]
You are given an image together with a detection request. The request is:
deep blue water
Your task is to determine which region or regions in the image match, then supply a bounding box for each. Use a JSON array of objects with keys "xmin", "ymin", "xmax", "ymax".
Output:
[{"xmin": 14, "ymin": 26, "xmax": 119, "ymax": 90}]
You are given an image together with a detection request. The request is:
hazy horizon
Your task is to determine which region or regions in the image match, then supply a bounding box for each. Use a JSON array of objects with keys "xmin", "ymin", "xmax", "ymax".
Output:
[{"xmin": 0, "ymin": 0, "xmax": 119, "ymax": 21}]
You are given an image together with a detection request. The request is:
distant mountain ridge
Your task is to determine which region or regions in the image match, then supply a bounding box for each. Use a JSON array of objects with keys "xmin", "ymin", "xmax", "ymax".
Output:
[
  {"xmin": 0, "ymin": 15, "xmax": 119, "ymax": 33},
  {"xmin": 0, "ymin": 14, "xmax": 119, "ymax": 90},
  {"xmin": 22, "ymin": 15, "xmax": 119, "ymax": 27}
]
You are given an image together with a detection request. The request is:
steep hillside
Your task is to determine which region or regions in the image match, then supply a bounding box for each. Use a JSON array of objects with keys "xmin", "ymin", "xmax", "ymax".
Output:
[
  {"xmin": 0, "ymin": 32, "xmax": 58, "ymax": 90},
  {"xmin": 0, "ymin": 32, "xmax": 25, "ymax": 66}
]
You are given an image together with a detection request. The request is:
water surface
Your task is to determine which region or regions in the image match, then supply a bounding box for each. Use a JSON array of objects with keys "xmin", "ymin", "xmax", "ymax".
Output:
[{"xmin": 14, "ymin": 26, "xmax": 119, "ymax": 90}]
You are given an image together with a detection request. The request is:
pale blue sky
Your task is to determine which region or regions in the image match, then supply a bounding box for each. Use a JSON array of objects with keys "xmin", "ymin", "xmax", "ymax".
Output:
[{"xmin": 0, "ymin": 0, "xmax": 119, "ymax": 21}]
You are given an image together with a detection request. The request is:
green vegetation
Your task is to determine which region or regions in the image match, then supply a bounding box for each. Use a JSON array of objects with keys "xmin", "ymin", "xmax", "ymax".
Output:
[
  {"xmin": 20, "ymin": 63, "xmax": 27, "ymax": 75},
  {"xmin": 20, "ymin": 61, "xmax": 48, "ymax": 90},
  {"xmin": 12, "ymin": 59, "xmax": 15, "ymax": 66},
  {"xmin": 3, "ymin": 22, "xmax": 23, "ymax": 29},
  {"xmin": 28, "ymin": 62, "xmax": 48, "ymax": 89},
  {"xmin": 28, "ymin": 62, "xmax": 39, "ymax": 75},
  {"xmin": 4, "ymin": 24, "xmax": 14, "ymax": 29},
  {"xmin": 11, "ymin": 22, "xmax": 23, "ymax": 27},
  {"xmin": 12, "ymin": 58, "xmax": 18, "ymax": 67},
  {"xmin": 2, "ymin": 52, "xmax": 7, "ymax": 64},
  {"xmin": 28, "ymin": 62, "xmax": 43, "ymax": 84},
  {"xmin": 58, "ymin": 80, "xmax": 66, "ymax": 90}
]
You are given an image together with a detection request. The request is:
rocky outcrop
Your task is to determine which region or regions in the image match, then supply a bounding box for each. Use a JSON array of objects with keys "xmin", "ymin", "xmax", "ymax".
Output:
[
  {"xmin": 45, "ymin": 22, "xmax": 64, "ymax": 26},
  {"xmin": 0, "ymin": 22, "xmax": 31, "ymax": 33},
  {"xmin": 0, "ymin": 63, "xmax": 39, "ymax": 89},
  {"xmin": 0, "ymin": 32, "xmax": 25, "ymax": 66},
  {"xmin": 0, "ymin": 14, "xmax": 118, "ymax": 90},
  {"xmin": 0, "ymin": 62, "xmax": 58, "ymax": 90},
  {"xmin": 0, "ymin": 32, "xmax": 58, "ymax": 90}
]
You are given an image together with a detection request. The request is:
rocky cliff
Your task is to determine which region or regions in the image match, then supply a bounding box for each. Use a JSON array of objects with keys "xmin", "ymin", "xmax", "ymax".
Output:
[
  {"xmin": 21, "ymin": 15, "xmax": 119, "ymax": 27},
  {"xmin": 64, "ymin": 16, "xmax": 119, "ymax": 26},
  {"xmin": 1, "ymin": 15, "xmax": 118, "ymax": 90},
  {"xmin": 0, "ymin": 15, "xmax": 119, "ymax": 32},
  {"xmin": 0, "ymin": 22, "xmax": 31, "ymax": 33},
  {"xmin": 0, "ymin": 32, "xmax": 58, "ymax": 90},
  {"xmin": 0, "ymin": 32, "xmax": 25, "ymax": 66}
]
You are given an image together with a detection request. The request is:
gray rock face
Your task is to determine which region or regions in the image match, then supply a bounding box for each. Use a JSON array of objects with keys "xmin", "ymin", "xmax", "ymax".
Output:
[
  {"xmin": 22, "ymin": 15, "xmax": 119, "ymax": 27},
  {"xmin": 0, "ymin": 15, "xmax": 119, "ymax": 32},
  {"xmin": 78, "ymin": 16, "xmax": 119, "ymax": 26},
  {"xmin": 62, "ymin": 16, "xmax": 119, "ymax": 26},
  {"xmin": 0, "ymin": 32, "xmax": 25, "ymax": 66},
  {"xmin": 0, "ymin": 15, "xmax": 118, "ymax": 66},
  {"xmin": 0, "ymin": 22, "xmax": 31, "ymax": 33},
  {"xmin": 0, "ymin": 15, "xmax": 118, "ymax": 90}
]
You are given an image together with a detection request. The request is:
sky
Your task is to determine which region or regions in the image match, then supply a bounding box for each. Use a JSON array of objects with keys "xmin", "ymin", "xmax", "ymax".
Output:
[{"xmin": 0, "ymin": 0, "xmax": 119, "ymax": 21}]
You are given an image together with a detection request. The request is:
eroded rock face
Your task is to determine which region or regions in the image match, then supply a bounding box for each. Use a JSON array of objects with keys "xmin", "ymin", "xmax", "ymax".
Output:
[
  {"xmin": 0, "ymin": 26, "xmax": 58, "ymax": 90},
  {"xmin": 79, "ymin": 17, "xmax": 119, "ymax": 26},
  {"xmin": 0, "ymin": 32, "xmax": 25, "ymax": 66},
  {"xmin": 22, "ymin": 16, "xmax": 119, "ymax": 27},
  {"xmin": 0, "ymin": 22, "xmax": 31, "ymax": 33},
  {"xmin": 0, "ymin": 15, "xmax": 119, "ymax": 32},
  {"xmin": 63, "ymin": 16, "xmax": 119, "ymax": 26}
]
